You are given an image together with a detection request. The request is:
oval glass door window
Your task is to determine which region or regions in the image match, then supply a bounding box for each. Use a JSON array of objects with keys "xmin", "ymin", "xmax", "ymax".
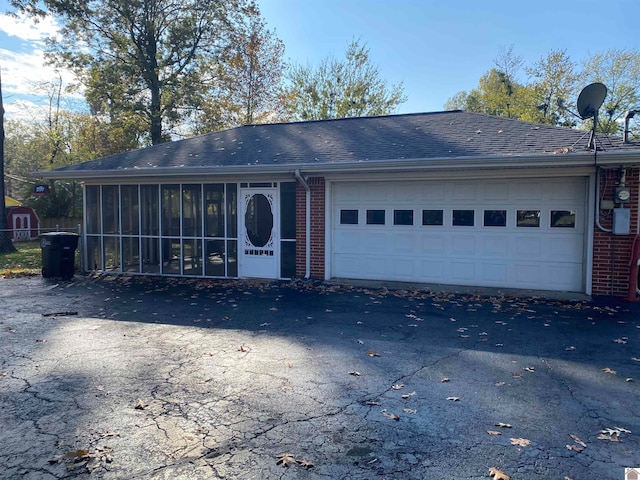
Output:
[{"xmin": 245, "ymin": 194, "xmax": 273, "ymax": 247}]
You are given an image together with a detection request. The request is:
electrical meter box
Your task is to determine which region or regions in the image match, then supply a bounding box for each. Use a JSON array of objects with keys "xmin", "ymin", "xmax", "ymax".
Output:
[{"xmin": 613, "ymin": 208, "xmax": 631, "ymax": 235}]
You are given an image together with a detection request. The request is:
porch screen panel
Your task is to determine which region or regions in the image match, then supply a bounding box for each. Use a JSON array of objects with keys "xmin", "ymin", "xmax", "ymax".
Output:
[
  {"xmin": 280, "ymin": 181, "xmax": 296, "ymax": 278},
  {"xmin": 162, "ymin": 185, "xmax": 180, "ymax": 236},
  {"xmin": 85, "ymin": 186, "xmax": 101, "ymax": 234},
  {"xmin": 141, "ymin": 185, "xmax": 159, "ymax": 235},
  {"xmin": 121, "ymin": 186, "xmax": 139, "ymax": 235},
  {"xmin": 205, "ymin": 184, "xmax": 225, "ymax": 238},
  {"xmin": 182, "ymin": 184, "xmax": 202, "ymax": 237},
  {"xmin": 102, "ymin": 186, "xmax": 119, "ymax": 234}
]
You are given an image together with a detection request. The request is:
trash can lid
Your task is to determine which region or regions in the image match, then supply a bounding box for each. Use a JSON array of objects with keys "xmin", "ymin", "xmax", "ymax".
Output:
[{"xmin": 40, "ymin": 232, "xmax": 79, "ymax": 237}]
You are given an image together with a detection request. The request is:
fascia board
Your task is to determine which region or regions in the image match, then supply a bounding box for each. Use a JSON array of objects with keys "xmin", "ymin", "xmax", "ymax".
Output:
[{"xmin": 34, "ymin": 151, "xmax": 640, "ymax": 181}]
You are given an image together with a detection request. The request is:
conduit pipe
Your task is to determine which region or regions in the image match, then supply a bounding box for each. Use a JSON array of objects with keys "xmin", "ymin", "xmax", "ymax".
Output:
[
  {"xmin": 294, "ymin": 169, "xmax": 311, "ymax": 279},
  {"xmin": 595, "ymin": 166, "xmax": 613, "ymax": 233}
]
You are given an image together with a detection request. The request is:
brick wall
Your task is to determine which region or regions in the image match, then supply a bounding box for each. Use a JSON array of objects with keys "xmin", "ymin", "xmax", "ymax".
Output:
[
  {"xmin": 295, "ymin": 177, "xmax": 325, "ymax": 279},
  {"xmin": 592, "ymin": 167, "xmax": 640, "ymax": 296}
]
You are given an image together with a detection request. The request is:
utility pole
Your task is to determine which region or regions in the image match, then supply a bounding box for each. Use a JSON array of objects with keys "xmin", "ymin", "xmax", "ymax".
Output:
[{"xmin": 0, "ymin": 66, "xmax": 17, "ymax": 253}]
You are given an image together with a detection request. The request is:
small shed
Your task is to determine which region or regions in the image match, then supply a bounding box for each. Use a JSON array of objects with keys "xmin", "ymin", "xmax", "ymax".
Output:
[{"xmin": 5, "ymin": 201, "xmax": 40, "ymax": 242}]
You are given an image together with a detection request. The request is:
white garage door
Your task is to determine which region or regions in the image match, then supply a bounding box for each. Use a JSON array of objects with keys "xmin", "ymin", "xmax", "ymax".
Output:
[{"xmin": 331, "ymin": 178, "xmax": 587, "ymax": 292}]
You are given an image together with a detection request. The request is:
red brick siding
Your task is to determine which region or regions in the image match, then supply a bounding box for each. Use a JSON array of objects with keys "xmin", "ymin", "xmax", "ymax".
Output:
[
  {"xmin": 592, "ymin": 167, "xmax": 640, "ymax": 296},
  {"xmin": 295, "ymin": 177, "xmax": 325, "ymax": 279}
]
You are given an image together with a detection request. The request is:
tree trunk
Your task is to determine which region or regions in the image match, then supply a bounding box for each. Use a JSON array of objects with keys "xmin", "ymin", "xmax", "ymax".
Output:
[{"xmin": 0, "ymin": 68, "xmax": 17, "ymax": 254}]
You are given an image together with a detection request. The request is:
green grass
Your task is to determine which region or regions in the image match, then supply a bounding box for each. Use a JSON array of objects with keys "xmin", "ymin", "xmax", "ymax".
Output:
[{"xmin": 0, "ymin": 241, "xmax": 42, "ymax": 275}]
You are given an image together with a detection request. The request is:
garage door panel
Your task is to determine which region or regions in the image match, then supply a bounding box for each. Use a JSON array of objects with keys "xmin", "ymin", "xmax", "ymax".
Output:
[
  {"xmin": 422, "ymin": 235, "xmax": 446, "ymax": 254},
  {"xmin": 482, "ymin": 263, "xmax": 508, "ymax": 283},
  {"xmin": 332, "ymin": 178, "xmax": 586, "ymax": 292},
  {"xmin": 451, "ymin": 261, "xmax": 476, "ymax": 281},
  {"xmin": 420, "ymin": 260, "xmax": 445, "ymax": 280},
  {"xmin": 452, "ymin": 236, "xmax": 476, "ymax": 255},
  {"xmin": 482, "ymin": 236, "xmax": 509, "ymax": 257}
]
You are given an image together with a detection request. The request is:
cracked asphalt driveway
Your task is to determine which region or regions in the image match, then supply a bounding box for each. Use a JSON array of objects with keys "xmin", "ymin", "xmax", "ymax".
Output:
[{"xmin": 1, "ymin": 275, "xmax": 639, "ymax": 479}]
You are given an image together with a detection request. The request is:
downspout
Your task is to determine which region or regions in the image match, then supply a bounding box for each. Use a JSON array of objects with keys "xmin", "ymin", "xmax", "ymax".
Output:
[{"xmin": 295, "ymin": 169, "xmax": 311, "ymax": 279}]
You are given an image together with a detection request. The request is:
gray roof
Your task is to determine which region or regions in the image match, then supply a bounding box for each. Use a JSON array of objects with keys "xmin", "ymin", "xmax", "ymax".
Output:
[{"xmin": 43, "ymin": 110, "xmax": 640, "ymax": 178}]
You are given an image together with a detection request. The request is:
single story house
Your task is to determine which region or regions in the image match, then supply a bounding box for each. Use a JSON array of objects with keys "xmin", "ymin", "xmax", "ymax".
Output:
[{"xmin": 38, "ymin": 111, "xmax": 640, "ymax": 298}]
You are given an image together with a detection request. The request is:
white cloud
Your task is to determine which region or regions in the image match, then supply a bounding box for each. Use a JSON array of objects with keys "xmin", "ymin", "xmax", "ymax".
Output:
[
  {"xmin": 0, "ymin": 12, "xmax": 60, "ymax": 43},
  {"xmin": 0, "ymin": 47, "xmax": 79, "ymax": 97}
]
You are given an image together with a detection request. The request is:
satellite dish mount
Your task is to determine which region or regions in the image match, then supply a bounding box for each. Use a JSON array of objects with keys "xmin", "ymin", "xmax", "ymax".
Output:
[{"xmin": 576, "ymin": 82, "xmax": 607, "ymax": 149}]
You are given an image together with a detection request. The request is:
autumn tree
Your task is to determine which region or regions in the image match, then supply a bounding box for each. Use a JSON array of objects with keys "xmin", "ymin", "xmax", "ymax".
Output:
[
  {"xmin": 282, "ymin": 39, "xmax": 406, "ymax": 121},
  {"xmin": 0, "ymin": 68, "xmax": 17, "ymax": 253},
  {"xmin": 582, "ymin": 49, "xmax": 640, "ymax": 134},
  {"xmin": 524, "ymin": 49, "xmax": 579, "ymax": 126},
  {"xmin": 194, "ymin": 2, "xmax": 286, "ymax": 133},
  {"xmin": 10, "ymin": 0, "xmax": 246, "ymax": 145}
]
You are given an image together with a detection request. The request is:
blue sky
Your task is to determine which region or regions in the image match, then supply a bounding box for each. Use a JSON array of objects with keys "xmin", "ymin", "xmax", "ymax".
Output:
[{"xmin": 1, "ymin": 0, "xmax": 639, "ymax": 118}]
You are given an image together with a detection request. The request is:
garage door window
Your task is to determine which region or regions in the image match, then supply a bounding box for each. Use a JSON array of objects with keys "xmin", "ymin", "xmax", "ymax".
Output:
[
  {"xmin": 550, "ymin": 210, "xmax": 576, "ymax": 228},
  {"xmin": 453, "ymin": 209, "xmax": 474, "ymax": 226},
  {"xmin": 366, "ymin": 209, "xmax": 386, "ymax": 225},
  {"xmin": 517, "ymin": 210, "xmax": 540, "ymax": 227},
  {"xmin": 483, "ymin": 210, "xmax": 507, "ymax": 227},
  {"xmin": 422, "ymin": 209, "xmax": 443, "ymax": 226},
  {"xmin": 394, "ymin": 210, "xmax": 414, "ymax": 225},
  {"xmin": 340, "ymin": 210, "xmax": 358, "ymax": 225}
]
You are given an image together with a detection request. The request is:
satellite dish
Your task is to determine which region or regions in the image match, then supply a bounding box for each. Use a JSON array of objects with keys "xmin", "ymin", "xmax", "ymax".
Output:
[{"xmin": 577, "ymin": 82, "xmax": 607, "ymax": 120}]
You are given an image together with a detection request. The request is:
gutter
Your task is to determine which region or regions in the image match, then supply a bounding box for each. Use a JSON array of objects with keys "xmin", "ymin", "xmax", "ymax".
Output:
[
  {"xmin": 294, "ymin": 169, "xmax": 311, "ymax": 279},
  {"xmin": 34, "ymin": 151, "xmax": 640, "ymax": 181}
]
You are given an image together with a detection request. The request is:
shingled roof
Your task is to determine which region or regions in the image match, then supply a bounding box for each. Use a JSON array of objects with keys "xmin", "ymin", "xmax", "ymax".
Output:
[{"xmin": 41, "ymin": 110, "xmax": 640, "ymax": 178}]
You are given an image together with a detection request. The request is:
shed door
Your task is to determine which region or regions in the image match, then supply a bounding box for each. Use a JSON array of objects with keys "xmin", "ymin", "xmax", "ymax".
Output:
[{"xmin": 331, "ymin": 178, "xmax": 587, "ymax": 292}]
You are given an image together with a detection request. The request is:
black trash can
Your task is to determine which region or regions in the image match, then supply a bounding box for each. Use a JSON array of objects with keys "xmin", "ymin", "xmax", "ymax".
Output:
[{"xmin": 41, "ymin": 232, "xmax": 79, "ymax": 279}]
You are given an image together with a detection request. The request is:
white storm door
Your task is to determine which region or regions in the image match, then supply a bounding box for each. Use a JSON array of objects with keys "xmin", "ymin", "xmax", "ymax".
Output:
[{"xmin": 239, "ymin": 188, "xmax": 279, "ymax": 278}]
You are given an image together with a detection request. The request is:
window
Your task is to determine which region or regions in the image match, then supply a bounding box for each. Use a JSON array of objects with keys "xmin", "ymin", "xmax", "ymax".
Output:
[
  {"xmin": 340, "ymin": 209, "xmax": 358, "ymax": 225},
  {"xmin": 483, "ymin": 209, "xmax": 506, "ymax": 227},
  {"xmin": 366, "ymin": 209, "xmax": 385, "ymax": 225},
  {"xmin": 453, "ymin": 209, "xmax": 474, "ymax": 226},
  {"xmin": 550, "ymin": 210, "xmax": 575, "ymax": 228},
  {"xmin": 422, "ymin": 209, "xmax": 443, "ymax": 226},
  {"xmin": 517, "ymin": 210, "xmax": 540, "ymax": 228},
  {"xmin": 394, "ymin": 210, "xmax": 414, "ymax": 226}
]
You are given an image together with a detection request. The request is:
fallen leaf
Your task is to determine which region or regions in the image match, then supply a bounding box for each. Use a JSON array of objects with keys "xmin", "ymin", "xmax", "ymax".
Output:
[
  {"xmin": 512, "ymin": 372, "xmax": 522, "ymax": 378},
  {"xmin": 598, "ymin": 433, "xmax": 621, "ymax": 442},
  {"xmin": 446, "ymin": 396, "xmax": 460, "ymax": 401},
  {"xmin": 366, "ymin": 350, "xmax": 381, "ymax": 357},
  {"xmin": 626, "ymin": 377, "xmax": 634, "ymax": 382},
  {"xmin": 381, "ymin": 411, "xmax": 400, "ymax": 421},
  {"xmin": 134, "ymin": 399, "xmax": 147, "ymax": 410},
  {"xmin": 276, "ymin": 453, "xmax": 296, "ymax": 467},
  {"xmin": 64, "ymin": 449, "xmax": 90, "ymax": 460},
  {"xmin": 495, "ymin": 422, "xmax": 512, "ymax": 428},
  {"xmin": 486, "ymin": 430, "xmax": 502, "ymax": 435},
  {"xmin": 510, "ymin": 437, "xmax": 531, "ymax": 447},
  {"xmin": 441, "ymin": 377, "xmax": 450, "ymax": 383},
  {"xmin": 238, "ymin": 344, "xmax": 251, "ymax": 352},
  {"xmin": 495, "ymin": 382, "xmax": 506, "ymax": 387},
  {"xmin": 601, "ymin": 367, "xmax": 617, "ymax": 375},
  {"xmin": 402, "ymin": 408, "xmax": 417, "ymax": 414},
  {"xmin": 566, "ymin": 444, "xmax": 584, "ymax": 452},
  {"xmin": 488, "ymin": 467, "xmax": 511, "ymax": 480},
  {"xmin": 565, "ymin": 346, "xmax": 576, "ymax": 351},
  {"xmin": 524, "ymin": 367, "xmax": 535, "ymax": 372},
  {"xmin": 391, "ymin": 384, "xmax": 404, "ymax": 390},
  {"xmin": 365, "ymin": 400, "xmax": 381, "ymax": 406},
  {"xmin": 348, "ymin": 371, "xmax": 361, "ymax": 376},
  {"xmin": 614, "ymin": 338, "xmax": 627, "ymax": 344},
  {"xmin": 298, "ymin": 459, "xmax": 314, "ymax": 468},
  {"xmin": 569, "ymin": 434, "xmax": 586, "ymax": 448},
  {"xmin": 401, "ymin": 391, "xmax": 416, "ymax": 399}
]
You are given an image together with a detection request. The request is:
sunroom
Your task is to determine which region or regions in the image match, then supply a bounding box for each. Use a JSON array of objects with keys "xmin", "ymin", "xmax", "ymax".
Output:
[{"xmin": 83, "ymin": 181, "xmax": 297, "ymax": 279}]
